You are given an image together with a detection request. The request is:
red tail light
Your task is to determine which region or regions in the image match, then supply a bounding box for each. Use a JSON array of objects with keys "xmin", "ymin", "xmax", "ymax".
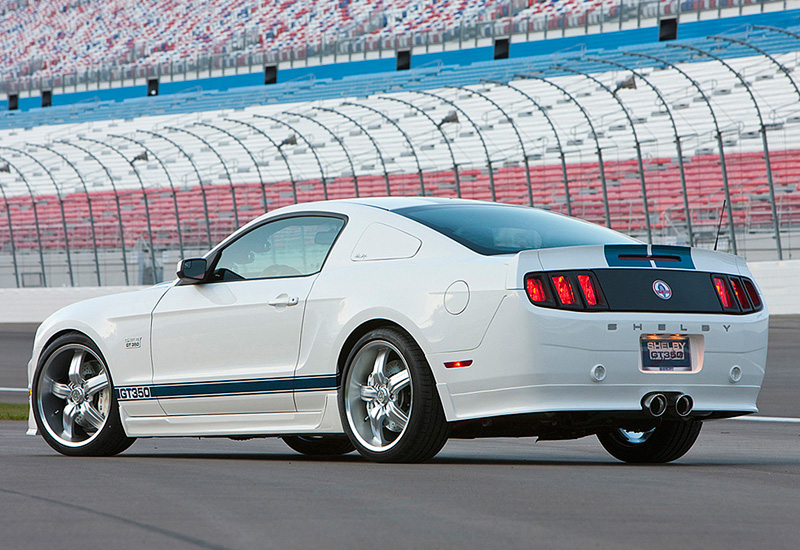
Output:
[
  {"xmin": 713, "ymin": 276, "xmax": 733, "ymax": 309},
  {"xmin": 730, "ymin": 278, "xmax": 750, "ymax": 310},
  {"xmin": 551, "ymin": 275, "xmax": 576, "ymax": 305},
  {"xmin": 742, "ymin": 279, "xmax": 761, "ymax": 308},
  {"xmin": 577, "ymin": 275, "xmax": 598, "ymax": 306},
  {"xmin": 526, "ymin": 277, "xmax": 547, "ymax": 303}
]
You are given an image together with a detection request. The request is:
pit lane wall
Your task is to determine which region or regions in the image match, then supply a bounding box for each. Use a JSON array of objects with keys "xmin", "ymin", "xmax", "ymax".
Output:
[{"xmin": 0, "ymin": 259, "xmax": 798, "ymax": 325}]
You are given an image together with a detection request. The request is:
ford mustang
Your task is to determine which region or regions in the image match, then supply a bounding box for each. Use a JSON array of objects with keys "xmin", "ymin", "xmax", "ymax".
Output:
[{"xmin": 27, "ymin": 197, "xmax": 768, "ymax": 463}]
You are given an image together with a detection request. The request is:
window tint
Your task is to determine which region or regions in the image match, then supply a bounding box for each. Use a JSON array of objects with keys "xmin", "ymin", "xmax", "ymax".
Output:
[
  {"xmin": 394, "ymin": 204, "xmax": 637, "ymax": 255},
  {"xmin": 214, "ymin": 216, "xmax": 344, "ymax": 281}
]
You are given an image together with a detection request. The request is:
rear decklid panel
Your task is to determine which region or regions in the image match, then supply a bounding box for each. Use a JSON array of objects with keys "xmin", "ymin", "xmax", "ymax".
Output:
[{"xmin": 506, "ymin": 244, "xmax": 764, "ymax": 315}]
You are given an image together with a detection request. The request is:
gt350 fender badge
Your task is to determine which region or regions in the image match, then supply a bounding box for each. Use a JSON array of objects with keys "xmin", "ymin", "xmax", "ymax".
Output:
[
  {"xmin": 125, "ymin": 337, "xmax": 142, "ymax": 349},
  {"xmin": 652, "ymin": 280, "xmax": 672, "ymax": 300}
]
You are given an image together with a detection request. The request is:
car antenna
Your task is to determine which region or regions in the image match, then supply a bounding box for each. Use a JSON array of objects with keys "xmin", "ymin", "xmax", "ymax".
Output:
[{"xmin": 713, "ymin": 199, "xmax": 726, "ymax": 251}]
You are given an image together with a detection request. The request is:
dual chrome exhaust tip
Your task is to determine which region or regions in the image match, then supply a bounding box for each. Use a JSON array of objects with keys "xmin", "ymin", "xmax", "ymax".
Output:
[{"xmin": 642, "ymin": 392, "xmax": 693, "ymax": 418}]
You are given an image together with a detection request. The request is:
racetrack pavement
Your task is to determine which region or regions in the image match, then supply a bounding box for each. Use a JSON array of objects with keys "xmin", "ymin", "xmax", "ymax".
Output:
[
  {"xmin": 1, "ymin": 419, "xmax": 799, "ymax": 550},
  {"xmin": 1, "ymin": 317, "xmax": 799, "ymax": 548}
]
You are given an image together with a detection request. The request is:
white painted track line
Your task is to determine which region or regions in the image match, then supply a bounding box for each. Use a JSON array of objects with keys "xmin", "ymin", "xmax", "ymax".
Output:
[{"xmin": 731, "ymin": 415, "xmax": 800, "ymax": 423}]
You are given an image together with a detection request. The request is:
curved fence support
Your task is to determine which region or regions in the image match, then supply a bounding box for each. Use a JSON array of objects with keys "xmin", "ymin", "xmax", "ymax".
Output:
[
  {"xmin": 520, "ymin": 74, "xmax": 612, "ymax": 227},
  {"xmin": 488, "ymin": 79, "xmax": 573, "ymax": 215},
  {"xmin": 587, "ymin": 56, "xmax": 695, "ymax": 245},
  {"xmin": 165, "ymin": 125, "xmax": 240, "ymax": 228},
  {"xmin": 110, "ymin": 134, "xmax": 185, "ymax": 259},
  {"xmin": 375, "ymin": 95, "xmax": 462, "ymax": 197},
  {"xmin": 224, "ymin": 117, "xmax": 297, "ymax": 208},
  {"xmin": 1, "ymin": 146, "xmax": 74, "ymax": 285},
  {"xmin": 623, "ymin": 51, "xmax": 738, "ymax": 255},
  {"xmin": 669, "ymin": 43, "xmax": 782, "ymax": 256},
  {"xmin": 343, "ymin": 101, "xmax": 426, "ymax": 196},
  {"xmin": 285, "ymin": 111, "xmax": 360, "ymax": 197},
  {"xmin": 407, "ymin": 89, "xmax": 496, "ymax": 200},
  {"xmin": 30, "ymin": 144, "xmax": 102, "ymax": 285},
  {"xmin": 555, "ymin": 63, "xmax": 652, "ymax": 242},
  {"xmin": 0, "ymin": 179, "xmax": 20, "ymax": 287},
  {"xmin": 709, "ymin": 34, "xmax": 799, "ymax": 259},
  {"xmin": 313, "ymin": 106, "xmax": 390, "ymax": 196},
  {"xmin": 57, "ymin": 140, "xmax": 131, "ymax": 285},
  {"xmin": 194, "ymin": 122, "xmax": 267, "ymax": 215},
  {"xmin": 253, "ymin": 114, "xmax": 328, "ymax": 201},
  {"xmin": 448, "ymin": 85, "xmax": 533, "ymax": 206},
  {"xmin": 79, "ymin": 137, "xmax": 158, "ymax": 281},
  {"xmin": 0, "ymin": 156, "xmax": 47, "ymax": 286},
  {"xmin": 138, "ymin": 129, "xmax": 213, "ymax": 248}
]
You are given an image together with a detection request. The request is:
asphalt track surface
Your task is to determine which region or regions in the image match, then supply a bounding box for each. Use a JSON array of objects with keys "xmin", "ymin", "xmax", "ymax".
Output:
[{"xmin": 1, "ymin": 317, "xmax": 799, "ymax": 550}]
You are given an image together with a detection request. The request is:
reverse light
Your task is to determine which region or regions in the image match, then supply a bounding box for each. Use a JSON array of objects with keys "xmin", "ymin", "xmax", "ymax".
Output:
[
  {"xmin": 577, "ymin": 275, "xmax": 598, "ymax": 306},
  {"xmin": 713, "ymin": 276, "xmax": 733, "ymax": 309},
  {"xmin": 551, "ymin": 275, "xmax": 576, "ymax": 305},
  {"xmin": 525, "ymin": 276, "xmax": 548, "ymax": 303}
]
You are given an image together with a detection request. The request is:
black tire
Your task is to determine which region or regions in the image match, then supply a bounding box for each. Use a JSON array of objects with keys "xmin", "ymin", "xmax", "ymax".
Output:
[
  {"xmin": 32, "ymin": 333, "xmax": 135, "ymax": 457},
  {"xmin": 282, "ymin": 435, "xmax": 355, "ymax": 456},
  {"xmin": 339, "ymin": 327, "xmax": 450, "ymax": 463},
  {"xmin": 597, "ymin": 420, "xmax": 703, "ymax": 464}
]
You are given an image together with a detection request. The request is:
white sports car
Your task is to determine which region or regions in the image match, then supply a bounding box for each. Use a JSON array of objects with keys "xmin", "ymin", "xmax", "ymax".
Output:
[{"xmin": 27, "ymin": 197, "xmax": 768, "ymax": 463}]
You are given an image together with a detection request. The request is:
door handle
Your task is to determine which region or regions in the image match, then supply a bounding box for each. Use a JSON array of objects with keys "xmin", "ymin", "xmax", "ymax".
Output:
[{"xmin": 268, "ymin": 294, "xmax": 300, "ymax": 307}]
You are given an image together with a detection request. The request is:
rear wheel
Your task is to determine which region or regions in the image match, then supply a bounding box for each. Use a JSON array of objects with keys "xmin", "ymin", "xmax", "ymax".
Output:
[
  {"xmin": 32, "ymin": 333, "xmax": 134, "ymax": 457},
  {"xmin": 339, "ymin": 327, "xmax": 449, "ymax": 463},
  {"xmin": 597, "ymin": 420, "xmax": 702, "ymax": 464},
  {"xmin": 282, "ymin": 436, "xmax": 354, "ymax": 456}
]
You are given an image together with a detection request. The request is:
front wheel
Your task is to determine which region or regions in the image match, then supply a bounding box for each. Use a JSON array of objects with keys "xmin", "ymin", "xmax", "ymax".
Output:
[
  {"xmin": 597, "ymin": 420, "xmax": 702, "ymax": 464},
  {"xmin": 339, "ymin": 327, "xmax": 449, "ymax": 463},
  {"xmin": 32, "ymin": 333, "xmax": 135, "ymax": 457}
]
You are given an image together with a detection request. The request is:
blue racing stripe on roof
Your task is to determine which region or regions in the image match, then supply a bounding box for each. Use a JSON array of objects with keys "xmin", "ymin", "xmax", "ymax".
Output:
[{"xmin": 651, "ymin": 245, "xmax": 694, "ymax": 269}]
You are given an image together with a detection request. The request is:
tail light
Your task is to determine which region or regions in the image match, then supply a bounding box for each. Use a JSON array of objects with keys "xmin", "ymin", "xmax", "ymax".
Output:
[
  {"xmin": 711, "ymin": 274, "xmax": 762, "ymax": 313},
  {"xmin": 525, "ymin": 270, "xmax": 760, "ymax": 314},
  {"xmin": 713, "ymin": 276, "xmax": 733, "ymax": 309},
  {"xmin": 524, "ymin": 272, "xmax": 606, "ymax": 311},
  {"xmin": 577, "ymin": 275, "xmax": 598, "ymax": 306},
  {"xmin": 525, "ymin": 276, "xmax": 548, "ymax": 303},
  {"xmin": 742, "ymin": 278, "xmax": 761, "ymax": 308},
  {"xmin": 729, "ymin": 278, "xmax": 751, "ymax": 312},
  {"xmin": 551, "ymin": 275, "xmax": 576, "ymax": 306}
]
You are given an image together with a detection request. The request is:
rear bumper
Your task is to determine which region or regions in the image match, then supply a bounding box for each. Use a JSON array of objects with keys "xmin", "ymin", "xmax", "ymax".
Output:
[{"xmin": 431, "ymin": 292, "xmax": 768, "ymax": 422}]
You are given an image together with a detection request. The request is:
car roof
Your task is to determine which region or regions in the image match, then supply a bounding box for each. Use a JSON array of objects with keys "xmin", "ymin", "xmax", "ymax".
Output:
[{"xmin": 296, "ymin": 196, "xmax": 515, "ymax": 212}]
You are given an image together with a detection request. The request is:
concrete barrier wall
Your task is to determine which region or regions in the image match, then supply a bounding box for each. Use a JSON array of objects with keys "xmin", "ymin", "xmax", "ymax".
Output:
[
  {"xmin": 0, "ymin": 259, "xmax": 797, "ymax": 325},
  {"xmin": 748, "ymin": 260, "xmax": 800, "ymax": 316},
  {"xmin": 0, "ymin": 286, "xmax": 146, "ymax": 325}
]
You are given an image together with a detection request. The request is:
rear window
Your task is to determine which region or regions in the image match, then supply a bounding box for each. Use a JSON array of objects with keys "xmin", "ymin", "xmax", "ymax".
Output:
[{"xmin": 394, "ymin": 203, "xmax": 638, "ymax": 256}]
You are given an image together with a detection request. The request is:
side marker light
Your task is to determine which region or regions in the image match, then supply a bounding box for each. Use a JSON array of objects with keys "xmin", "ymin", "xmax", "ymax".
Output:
[{"xmin": 444, "ymin": 360, "xmax": 473, "ymax": 369}]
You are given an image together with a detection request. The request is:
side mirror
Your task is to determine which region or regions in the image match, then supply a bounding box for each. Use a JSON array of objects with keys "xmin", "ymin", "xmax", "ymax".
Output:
[{"xmin": 176, "ymin": 258, "xmax": 207, "ymax": 284}]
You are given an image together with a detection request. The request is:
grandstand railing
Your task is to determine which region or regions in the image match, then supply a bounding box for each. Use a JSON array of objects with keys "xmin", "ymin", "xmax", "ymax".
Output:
[{"xmin": 1, "ymin": 0, "xmax": 790, "ymax": 97}]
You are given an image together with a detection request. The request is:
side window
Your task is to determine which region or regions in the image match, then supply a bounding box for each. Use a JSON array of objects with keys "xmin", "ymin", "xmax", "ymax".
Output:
[{"xmin": 213, "ymin": 216, "xmax": 345, "ymax": 281}]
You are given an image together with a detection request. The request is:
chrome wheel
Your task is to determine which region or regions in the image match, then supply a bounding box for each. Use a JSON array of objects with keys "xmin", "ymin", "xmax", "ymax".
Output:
[
  {"xmin": 597, "ymin": 421, "xmax": 703, "ymax": 463},
  {"xmin": 615, "ymin": 428, "xmax": 655, "ymax": 445},
  {"xmin": 344, "ymin": 340, "xmax": 412, "ymax": 452},
  {"xmin": 35, "ymin": 343, "xmax": 112, "ymax": 448}
]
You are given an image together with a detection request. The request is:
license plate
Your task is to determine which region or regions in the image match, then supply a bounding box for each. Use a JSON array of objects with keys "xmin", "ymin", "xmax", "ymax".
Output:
[{"xmin": 640, "ymin": 335, "xmax": 691, "ymax": 371}]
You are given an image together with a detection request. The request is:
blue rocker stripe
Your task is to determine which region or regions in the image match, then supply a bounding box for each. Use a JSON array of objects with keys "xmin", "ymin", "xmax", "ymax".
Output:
[{"xmin": 116, "ymin": 375, "xmax": 339, "ymax": 400}]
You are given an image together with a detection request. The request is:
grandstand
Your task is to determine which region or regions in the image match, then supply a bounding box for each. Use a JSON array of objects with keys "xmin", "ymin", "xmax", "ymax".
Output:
[{"xmin": 1, "ymin": 1, "xmax": 800, "ymax": 287}]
